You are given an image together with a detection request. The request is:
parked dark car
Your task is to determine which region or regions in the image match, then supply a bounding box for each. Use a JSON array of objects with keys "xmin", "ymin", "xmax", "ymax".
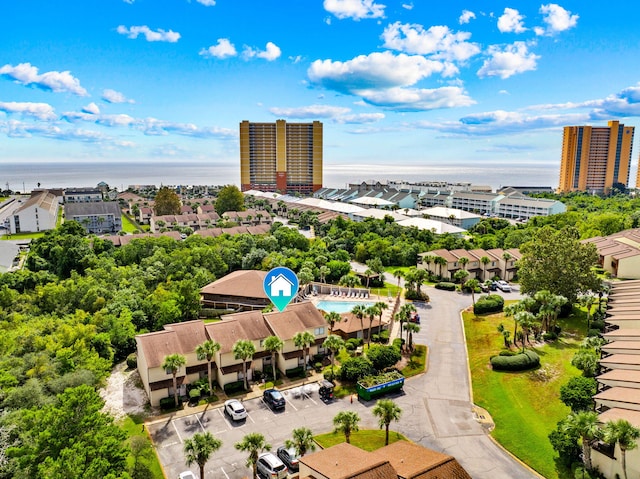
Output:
[
  {"xmin": 263, "ymin": 388, "xmax": 285, "ymax": 410},
  {"xmin": 276, "ymin": 446, "xmax": 300, "ymax": 472}
]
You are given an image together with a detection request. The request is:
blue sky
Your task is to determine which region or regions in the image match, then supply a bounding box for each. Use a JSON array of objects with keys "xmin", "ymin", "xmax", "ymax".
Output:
[{"xmin": 2, "ymin": 0, "xmax": 640, "ymax": 187}]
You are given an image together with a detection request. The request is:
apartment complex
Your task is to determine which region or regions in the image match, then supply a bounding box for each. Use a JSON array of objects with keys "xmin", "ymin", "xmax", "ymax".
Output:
[
  {"xmin": 240, "ymin": 120, "xmax": 323, "ymax": 194},
  {"xmin": 558, "ymin": 120, "xmax": 635, "ymax": 193}
]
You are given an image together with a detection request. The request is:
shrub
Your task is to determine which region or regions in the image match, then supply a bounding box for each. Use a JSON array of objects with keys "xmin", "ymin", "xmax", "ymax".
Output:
[
  {"xmin": 474, "ymin": 294, "xmax": 505, "ymax": 314},
  {"xmin": 252, "ymin": 370, "xmax": 263, "ymax": 382},
  {"xmin": 392, "ymin": 338, "xmax": 404, "ymax": 350},
  {"xmin": 323, "ymin": 365, "xmax": 339, "ymax": 382},
  {"xmin": 590, "ymin": 320, "xmax": 605, "ymax": 332},
  {"xmin": 378, "ymin": 329, "xmax": 390, "ymax": 344},
  {"xmin": 223, "ymin": 380, "xmax": 246, "ymax": 394},
  {"xmin": 490, "ymin": 350, "xmax": 540, "ymax": 371},
  {"xmin": 126, "ymin": 353, "xmax": 137, "ymax": 369},
  {"xmin": 189, "ymin": 388, "xmax": 201, "ymax": 400},
  {"xmin": 587, "ymin": 329, "xmax": 601, "ymax": 337},
  {"xmin": 435, "ymin": 282, "xmax": 456, "ymax": 291},
  {"xmin": 560, "ymin": 376, "xmax": 597, "ymax": 412},
  {"xmin": 366, "ymin": 345, "xmax": 401, "ymax": 371},
  {"xmin": 405, "ymin": 289, "xmax": 429, "ymax": 301},
  {"xmin": 286, "ymin": 366, "xmax": 306, "ymax": 378},
  {"xmin": 314, "ymin": 362, "xmax": 323, "ymax": 372},
  {"xmin": 543, "ymin": 331, "xmax": 558, "ymax": 341},
  {"xmin": 159, "ymin": 396, "xmax": 181, "ymax": 411},
  {"xmin": 371, "ymin": 334, "xmax": 379, "ymax": 343},
  {"xmin": 499, "ymin": 350, "xmax": 516, "ymax": 356},
  {"xmin": 340, "ymin": 356, "xmax": 375, "ymax": 382}
]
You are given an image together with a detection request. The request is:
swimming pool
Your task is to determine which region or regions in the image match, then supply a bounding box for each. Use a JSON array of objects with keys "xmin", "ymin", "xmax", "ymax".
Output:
[{"xmin": 315, "ymin": 300, "xmax": 373, "ymax": 314}]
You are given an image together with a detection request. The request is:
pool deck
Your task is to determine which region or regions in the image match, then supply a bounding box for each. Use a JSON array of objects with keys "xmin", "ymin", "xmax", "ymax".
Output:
[{"xmin": 309, "ymin": 291, "xmax": 397, "ymax": 328}]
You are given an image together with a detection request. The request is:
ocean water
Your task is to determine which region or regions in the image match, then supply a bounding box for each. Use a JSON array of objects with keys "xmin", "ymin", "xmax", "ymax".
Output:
[{"xmin": 0, "ymin": 161, "xmax": 560, "ymax": 193}]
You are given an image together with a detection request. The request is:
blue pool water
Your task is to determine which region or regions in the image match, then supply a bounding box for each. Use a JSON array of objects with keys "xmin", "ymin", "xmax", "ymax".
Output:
[{"xmin": 315, "ymin": 300, "xmax": 373, "ymax": 314}]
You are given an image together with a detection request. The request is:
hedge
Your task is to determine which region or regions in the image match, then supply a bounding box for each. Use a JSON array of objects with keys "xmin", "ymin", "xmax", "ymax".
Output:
[
  {"xmin": 474, "ymin": 294, "xmax": 505, "ymax": 314},
  {"xmin": 159, "ymin": 396, "xmax": 182, "ymax": 411},
  {"xmin": 286, "ymin": 366, "xmax": 306, "ymax": 378},
  {"xmin": 490, "ymin": 350, "xmax": 540, "ymax": 371},
  {"xmin": 435, "ymin": 282, "xmax": 456, "ymax": 291},
  {"xmin": 223, "ymin": 380, "xmax": 246, "ymax": 394}
]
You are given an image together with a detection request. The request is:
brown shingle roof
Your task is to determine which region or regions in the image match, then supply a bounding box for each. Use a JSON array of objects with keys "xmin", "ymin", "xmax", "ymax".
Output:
[
  {"xmin": 333, "ymin": 311, "xmax": 381, "ymax": 335},
  {"xmin": 136, "ymin": 330, "xmax": 184, "ymax": 369},
  {"xmin": 375, "ymin": 441, "xmax": 472, "ymax": 479},
  {"xmin": 205, "ymin": 311, "xmax": 271, "ymax": 354},
  {"xmin": 200, "ymin": 270, "xmax": 269, "ymax": 299},
  {"xmin": 264, "ymin": 302, "xmax": 327, "ymax": 340},
  {"xmin": 300, "ymin": 443, "xmax": 396, "ymax": 479},
  {"xmin": 164, "ymin": 320, "xmax": 208, "ymax": 353}
]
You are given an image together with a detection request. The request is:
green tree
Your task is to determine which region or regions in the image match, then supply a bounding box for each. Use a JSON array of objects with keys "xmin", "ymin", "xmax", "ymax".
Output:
[
  {"xmin": 323, "ymin": 334, "xmax": 345, "ymax": 375},
  {"xmin": 129, "ymin": 435, "xmax": 154, "ymax": 479},
  {"xmin": 285, "ymin": 427, "xmax": 316, "ymax": 457},
  {"xmin": 364, "ymin": 304, "xmax": 381, "ymax": 347},
  {"xmin": 184, "ymin": 432, "xmax": 223, "ymax": 479},
  {"xmin": 560, "ymin": 376, "xmax": 597, "ymax": 412},
  {"xmin": 293, "ymin": 331, "xmax": 315, "ymax": 368},
  {"xmin": 403, "ymin": 322, "xmax": 420, "ymax": 350},
  {"xmin": 235, "ymin": 432, "xmax": 271, "ymax": 479},
  {"xmin": 464, "ymin": 278, "xmax": 480, "ymax": 305},
  {"xmin": 351, "ymin": 304, "xmax": 367, "ymax": 341},
  {"xmin": 324, "ymin": 311, "xmax": 341, "ymax": 335},
  {"xmin": 366, "ymin": 345, "xmax": 401, "ymax": 371},
  {"xmin": 215, "ymin": 185, "xmax": 245, "ymax": 216},
  {"xmin": 563, "ymin": 411, "xmax": 601, "ymax": 470},
  {"xmin": 154, "ymin": 186, "xmax": 181, "ymax": 215},
  {"xmin": 571, "ymin": 348, "xmax": 600, "ymax": 377},
  {"xmin": 162, "ymin": 353, "xmax": 186, "ymax": 407},
  {"xmin": 333, "ymin": 411, "xmax": 360, "ymax": 444},
  {"xmin": 196, "ymin": 340, "xmax": 221, "ymax": 396},
  {"xmin": 263, "ymin": 335, "xmax": 284, "ymax": 381},
  {"xmin": 372, "ymin": 398, "xmax": 402, "ymax": 445},
  {"xmin": 603, "ymin": 419, "xmax": 640, "ymax": 479},
  {"xmin": 9, "ymin": 385, "xmax": 128, "ymax": 478},
  {"xmin": 232, "ymin": 339, "xmax": 256, "ymax": 390},
  {"xmin": 518, "ymin": 225, "xmax": 600, "ymax": 304}
]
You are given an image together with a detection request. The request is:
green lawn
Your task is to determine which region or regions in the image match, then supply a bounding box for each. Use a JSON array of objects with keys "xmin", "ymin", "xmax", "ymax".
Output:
[
  {"xmin": 314, "ymin": 429, "xmax": 407, "ymax": 451},
  {"xmin": 463, "ymin": 308, "xmax": 585, "ymax": 479},
  {"xmin": 1, "ymin": 231, "xmax": 46, "ymax": 240},
  {"xmin": 400, "ymin": 345, "xmax": 427, "ymax": 378},
  {"xmin": 121, "ymin": 215, "xmax": 141, "ymax": 233},
  {"xmin": 370, "ymin": 282, "xmax": 402, "ymax": 298},
  {"xmin": 120, "ymin": 414, "xmax": 164, "ymax": 479}
]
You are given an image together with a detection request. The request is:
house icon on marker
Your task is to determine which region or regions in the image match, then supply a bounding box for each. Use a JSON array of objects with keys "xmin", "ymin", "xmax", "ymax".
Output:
[{"xmin": 268, "ymin": 274, "xmax": 294, "ymax": 297}]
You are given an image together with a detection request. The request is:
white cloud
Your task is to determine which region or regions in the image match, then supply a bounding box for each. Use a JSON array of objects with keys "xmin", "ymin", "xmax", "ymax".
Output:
[
  {"xmin": 199, "ymin": 38, "xmax": 237, "ymax": 59},
  {"xmin": 102, "ymin": 89, "xmax": 134, "ymax": 104},
  {"xmin": 0, "ymin": 101, "xmax": 56, "ymax": 120},
  {"xmin": 308, "ymin": 51, "xmax": 447, "ymax": 93},
  {"xmin": 116, "ymin": 25, "xmax": 181, "ymax": 43},
  {"xmin": 0, "ymin": 62, "xmax": 88, "ymax": 96},
  {"xmin": 402, "ymin": 3, "xmax": 413, "ymax": 10},
  {"xmin": 355, "ymin": 86, "xmax": 475, "ymax": 111},
  {"xmin": 459, "ymin": 10, "xmax": 476, "ymax": 25},
  {"xmin": 477, "ymin": 42, "xmax": 539, "ymax": 79},
  {"xmin": 381, "ymin": 22, "xmax": 480, "ymax": 62},
  {"xmin": 323, "ymin": 0, "xmax": 385, "ymax": 20},
  {"xmin": 497, "ymin": 8, "xmax": 527, "ymax": 33},
  {"xmin": 535, "ymin": 4, "xmax": 578, "ymax": 36},
  {"xmin": 82, "ymin": 102, "xmax": 100, "ymax": 114},
  {"xmin": 269, "ymin": 104, "xmax": 351, "ymax": 119},
  {"xmin": 196, "ymin": 0, "xmax": 216, "ymax": 5},
  {"xmin": 337, "ymin": 113, "xmax": 385, "ymax": 123},
  {"xmin": 242, "ymin": 42, "xmax": 281, "ymax": 61}
]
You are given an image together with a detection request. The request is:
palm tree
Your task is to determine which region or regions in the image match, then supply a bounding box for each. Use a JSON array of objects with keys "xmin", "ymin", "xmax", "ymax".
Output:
[
  {"xmin": 263, "ymin": 336, "xmax": 283, "ymax": 382},
  {"xmin": 319, "ymin": 265, "xmax": 330, "ymax": 284},
  {"xmin": 162, "ymin": 353, "xmax": 186, "ymax": 407},
  {"xmin": 324, "ymin": 311, "xmax": 341, "ymax": 335},
  {"xmin": 464, "ymin": 278, "xmax": 480, "ymax": 306},
  {"xmin": 480, "ymin": 256, "xmax": 490, "ymax": 281},
  {"xmin": 579, "ymin": 294, "xmax": 598, "ymax": 332},
  {"xmin": 362, "ymin": 268, "xmax": 374, "ymax": 288},
  {"xmin": 563, "ymin": 411, "xmax": 601, "ymax": 471},
  {"xmin": 232, "ymin": 339, "xmax": 256, "ymax": 391},
  {"xmin": 235, "ymin": 432, "xmax": 271, "ymax": 479},
  {"xmin": 285, "ymin": 427, "xmax": 316, "ymax": 457},
  {"xmin": 351, "ymin": 304, "xmax": 367, "ymax": 341},
  {"xmin": 403, "ymin": 322, "xmax": 420, "ymax": 350},
  {"xmin": 293, "ymin": 331, "xmax": 315, "ymax": 369},
  {"xmin": 322, "ymin": 335, "xmax": 345, "ymax": 375},
  {"xmin": 393, "ymin": 269, "xmax": 404, "ymax": 288},
  {"xmin": 364, "ymin": 304, "xmax": 382, "ymax": 347},
  {"xmin": 458, "ymin": 256, "xmax": 469, "ymax": 271},
  {"xmin": 196, "ymin": 340, "xmax": 221, "ymax": 396},
  {"xmin": 372, "ymin": 399, "xmax": 402, "ymax": 445},
  {"xmin": 184, "ymin": 432, "xmax": 222, "ymax": 479},
  {"xmin": 422, "ymin": 256, "xmax": 435, "ymax": 275},
  {"xmin": 603, "ymin": 419, "xmax": 640, "ymax": 479},
  {"xmin": 434, "ymin": 256, "xmax": 447, "ymax": 278},
  {"xmin": 333, "ymin": 411, "xmax": 360, "ymax": 444}
]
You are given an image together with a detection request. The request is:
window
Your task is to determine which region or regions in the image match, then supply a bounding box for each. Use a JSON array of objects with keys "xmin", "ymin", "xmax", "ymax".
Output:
[{"xmin": 314, "ymin": 327, "xmax": 325, "ymax": 336}]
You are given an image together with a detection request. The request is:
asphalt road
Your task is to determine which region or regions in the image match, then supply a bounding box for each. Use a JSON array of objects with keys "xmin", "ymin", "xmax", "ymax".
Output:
[{"xmin": 149, "ymin": 278, "xmax": 542, "ymax": 479}]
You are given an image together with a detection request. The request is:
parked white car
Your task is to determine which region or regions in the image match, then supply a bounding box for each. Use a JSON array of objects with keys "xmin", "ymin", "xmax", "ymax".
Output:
[
  {"xmin": 178, "ymin": 471, "xmax": 196, "ymax": 479},
  {"xmin": 496, "ymin": 280, "xmax": 511, "ymax": 292},
  {"xmin": 224, "ymin": 399, "xmax": 248, "ymax": 421}
]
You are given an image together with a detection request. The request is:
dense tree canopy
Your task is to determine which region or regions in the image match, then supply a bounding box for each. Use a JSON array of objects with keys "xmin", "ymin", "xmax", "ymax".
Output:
[
  {"xmin": 215, "ymin": 185, "xmax": 245, "ymax": 215},
  {"xmin": 153, "ymin": 186, "xmax": 181, "ymax": 216},
  {"xmin": 517, "ymin": 226, "xmax": 600, "ymax": 304}
]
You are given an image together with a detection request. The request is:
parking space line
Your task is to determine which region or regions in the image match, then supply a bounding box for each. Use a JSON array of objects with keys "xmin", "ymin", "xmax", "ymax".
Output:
[
  {"xmin": 285, "ymin": 397, "xmax": 298, "ymax": 411},
  {"xmin": 302, "ymin": 388, "xmax": 318, "ymax": 405},
  {"xmin": 220, "ymin": 467, "xmax": 230, "ymax": 479},
  {"xmin": 172, "ymin": 420, "xmax": 183, "ymax": 443},
  {"xmin": 195, "ymin": 413, "xmax": 205, "ymax": 431},
  {"xmin": 247, "ymin": 412, "xmax": 255, "ymax": 423}
]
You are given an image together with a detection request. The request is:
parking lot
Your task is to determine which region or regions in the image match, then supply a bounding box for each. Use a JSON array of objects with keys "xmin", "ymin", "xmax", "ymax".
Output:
[{"xmin": 149, "ymin": 382, "xmax": 357, "ymax": 479}]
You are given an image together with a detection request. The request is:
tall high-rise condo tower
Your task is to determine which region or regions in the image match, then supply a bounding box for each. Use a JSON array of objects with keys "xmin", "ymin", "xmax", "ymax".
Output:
[
  {"xmin": 239, "ymin": 120, "xmax": 323, "ymax": 194},
  {"xmin": 558, "ymin": 120, "xmax": 635, "ymax": 193}
]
